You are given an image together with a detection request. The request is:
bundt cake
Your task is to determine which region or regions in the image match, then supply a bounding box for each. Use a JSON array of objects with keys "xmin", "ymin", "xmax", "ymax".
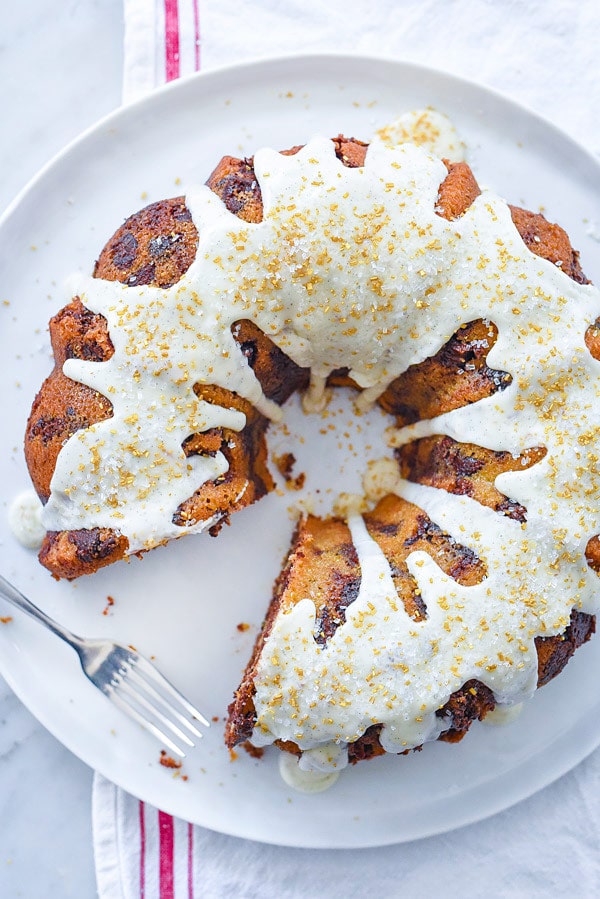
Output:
[{"xmin": 24, "ymin": 129, "xmax": 600, "ymax": 781}]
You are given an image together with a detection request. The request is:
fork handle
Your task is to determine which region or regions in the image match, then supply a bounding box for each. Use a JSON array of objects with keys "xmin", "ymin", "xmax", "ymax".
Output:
[{"xmin": 0, "ymin": 573, "xmax": 82, "ymax": 649}]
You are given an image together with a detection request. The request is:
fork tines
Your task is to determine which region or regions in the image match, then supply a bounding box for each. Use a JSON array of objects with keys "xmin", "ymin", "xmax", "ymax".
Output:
[{"xmin": 110, "ymin": 654, "xmax": 210, "ymax": 758}]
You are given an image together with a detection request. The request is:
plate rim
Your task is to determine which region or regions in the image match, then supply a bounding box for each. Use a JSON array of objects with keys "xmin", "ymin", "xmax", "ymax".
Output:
[
  {"xmin": 3, "ymin": 50, "xmax": 600, "ymax": 228},
  {"xmin": 2, "ymin": 51, "xmax": 600, "ymax": 848}
]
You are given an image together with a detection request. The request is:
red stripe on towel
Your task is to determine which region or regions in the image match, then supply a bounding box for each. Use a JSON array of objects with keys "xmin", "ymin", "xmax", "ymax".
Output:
[
  {"xmin": 188, "ymin": 822, "xmax": 194, "ymax": 898},
  {"xmin": 164, "ymin": 0, "xmax": 181, "ymax": 81},
  {"xmin": 192, "ymin": 0, "xmax": 201, "ymax": 71},
  {"xmin": 139, "ymin": 801, "xmax": 146, "ymax": 898},
  {"xmin": 158, "ymin": 811, "xmax": 175, "ymax": 898}
]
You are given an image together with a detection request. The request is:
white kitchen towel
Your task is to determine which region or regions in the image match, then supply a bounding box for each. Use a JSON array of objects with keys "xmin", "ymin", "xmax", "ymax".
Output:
[
  {"xmin": 93, "ymin": 752, "xmax": 600, "ymax": 899},
  {"xmin": 123, "ymin": 0, "xmax": 201, "ymax": 103},
  {"xmin": 122, "ymin": 0, "xmax": 600, "ymax": 152},
  {"xmin": 94, "ymin": 1, "xmax": 600, "ymax": 897}
]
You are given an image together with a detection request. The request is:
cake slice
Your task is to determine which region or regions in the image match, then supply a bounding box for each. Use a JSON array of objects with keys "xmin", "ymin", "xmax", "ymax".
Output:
[{"xmin": 226, "ymin": 491, "xmax": 595, "ymax": 768}]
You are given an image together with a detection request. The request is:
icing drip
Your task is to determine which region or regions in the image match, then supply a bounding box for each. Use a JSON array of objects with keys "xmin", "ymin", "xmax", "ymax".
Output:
[
  {"xmin": 482, "ymin": 703, "xmax": 524, "ymax": 726},
  {"xmin": 299, "ymin": 741, "xmax": 349, "ymax": 773},
  {"xmin": 278, "ymin": 751, "xmax": 341, "ymax": 793},
  {"xmin": 373, "ymin": 109, "xmax": 466, "ymax": 162},
  {"xmin": 8, "ymin": 491, "xmax": 46, "ymax": 550}
]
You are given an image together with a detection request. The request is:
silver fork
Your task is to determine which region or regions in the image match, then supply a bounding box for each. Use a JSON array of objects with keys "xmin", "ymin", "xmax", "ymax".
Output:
[{"xmin": 0, "ymin": 574, "xmax": 209, "ymax": 758}]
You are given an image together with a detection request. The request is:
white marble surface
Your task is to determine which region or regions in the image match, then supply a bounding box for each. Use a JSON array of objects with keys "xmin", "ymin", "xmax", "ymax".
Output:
[{"xmin": 0, "ymin": 2, "xmax": 122, "ymax": 896}]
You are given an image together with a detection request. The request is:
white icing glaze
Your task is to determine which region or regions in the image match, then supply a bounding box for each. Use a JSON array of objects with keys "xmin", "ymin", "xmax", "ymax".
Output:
[
  {"xmin": 278, "ymin": 751, "xmax": 341, "ymax": 793},
  {"xmin": 373, "ymin": 109, "xmax": 466, "ymax": 162},
  {"xmin": 41, "ymin": 134, "xmax": 600, "ymax": 769},
  {"xmin": 362, "ymin": 457, "xmax": 401, "ymax": 503},
  {"xmin": 298, "ymin": 741, "xmax": 349, "ymax": 773},
  {"xmin": 481, "ymin": 702, "xmax": 524, "ymax": 726},
  {"xmin": 9, "ymin": 491, "xmax": 46, "ymax": 549}
]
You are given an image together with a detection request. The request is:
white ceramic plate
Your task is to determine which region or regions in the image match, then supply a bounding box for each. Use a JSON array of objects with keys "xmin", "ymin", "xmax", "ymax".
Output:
[{"xmin": 2, "ymin": 54, "xmax": 600, "ymax": 848}]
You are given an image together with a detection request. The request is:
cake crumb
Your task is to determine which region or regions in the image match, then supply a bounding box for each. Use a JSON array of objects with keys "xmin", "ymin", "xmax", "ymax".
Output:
[
  {"xmin": 159, "ymin": 751, "xmax": 182, "ymax": 769},
  {"xmin": 0, "ymin": 616, "xmax": 13, "ymax": 624},
  {"xmin": 229, "ymin": 748, "xmax": 239, "ymax": 762},
  {"xmin": 287, "ymin": 472, "xmax": 306, "ymax": 491},
  {"xmin": 212, "ymin": 715, "xmax": 219, "ymax": 723},
  {"xmin": 241, "ymin": 741, "xmax": 264, "ymax": 759},
  {"xmin": 237, "ymin": 622, "xmax": 250, "ymax": 632},
  {"xmin": 273, "ymin": 451, "xmax": 296, "ymax": 479},
  {"xmin": 102, "ymin": 595, "xmax": 115, "ymax": 616},
  {"xmin": 273, "ymin": 452, "xmax": 306, "ymax": 491}
]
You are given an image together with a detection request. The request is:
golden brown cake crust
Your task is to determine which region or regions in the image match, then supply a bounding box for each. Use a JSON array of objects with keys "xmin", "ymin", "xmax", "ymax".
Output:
[
  {"xmin": 25, "ymin": 299, "xmax": 115, "ymax": 504},
  {"xmin": 93, "ymin": 197, "xmax": 199, "ymax": 289}
]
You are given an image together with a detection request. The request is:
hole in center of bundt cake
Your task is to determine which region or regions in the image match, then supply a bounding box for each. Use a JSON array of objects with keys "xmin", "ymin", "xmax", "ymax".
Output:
[
  {"xmin": 265, "ymin": 385, "xmax": 391, "ymax": 516},
  {"xmin": 238, "ymin": 380, "xmax": 505, "ymax": 649}
]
